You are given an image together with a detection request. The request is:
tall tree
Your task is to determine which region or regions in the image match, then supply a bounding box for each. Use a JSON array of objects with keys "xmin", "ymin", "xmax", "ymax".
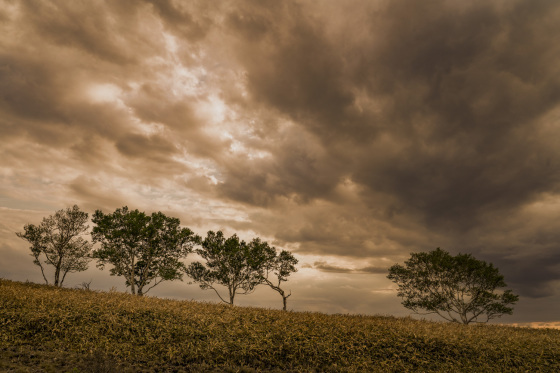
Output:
[
  {"xmin": 16, "ymin": 205, "xmax": 92, "ymax": 287},
  {"xmin": 387, "ymin": 248, "xmax": 519, "ymax": 324},
  {"xmin": 185, "ymin": 231, "xmax": 272, "ymax": 305},
  {"xmin": 260, "ymin": 249, "xmax": 298, "ymax": 311},
  {"xmin": 91, "ymin": 207, "xmax": 198, "ymax": 296}
]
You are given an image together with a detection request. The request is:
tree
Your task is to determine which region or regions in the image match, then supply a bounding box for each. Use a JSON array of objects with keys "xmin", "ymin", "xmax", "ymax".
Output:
[
  {"xmin": 185, "ymin": 231, "xmax": 273, "ymax": 305},
  {"xmin": 260, "ymin": 249, "xmax": 298, "ymax": 311},
  {"xmin": 387, "ymin": 248, "xmax": 519, "ymax": 324},
  {"xmin": 16, "ymin": 205, "xmax": 92, "ymax": 287},
  {"xmin": 91, "ymin": 206, "xmax": 198, "ymax": 296}
]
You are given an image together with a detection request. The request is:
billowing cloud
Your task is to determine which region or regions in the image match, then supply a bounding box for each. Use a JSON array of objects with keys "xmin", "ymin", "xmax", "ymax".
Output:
[
  {"xmin": 1, "ymin": 0, "xmax": 560, "ymax": 324},
  {"xmin": 314, "ymin": 261, "xmax": 388, "ymax": 275}
]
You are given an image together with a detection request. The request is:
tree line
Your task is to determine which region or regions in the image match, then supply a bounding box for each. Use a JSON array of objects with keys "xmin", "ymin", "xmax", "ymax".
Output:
[
  {"xmin": 16, "ymin": 205, "xmax": 520, "ymax": 323},
  {"xmin": 16, "ymin": 205, "xmax": 298, "ymax": 310}
]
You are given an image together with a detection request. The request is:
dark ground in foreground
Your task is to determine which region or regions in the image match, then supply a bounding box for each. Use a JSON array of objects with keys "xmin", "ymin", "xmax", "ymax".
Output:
[{"xmin": 1, "ymin": 279, "xmax": 559, "ymax": 372}]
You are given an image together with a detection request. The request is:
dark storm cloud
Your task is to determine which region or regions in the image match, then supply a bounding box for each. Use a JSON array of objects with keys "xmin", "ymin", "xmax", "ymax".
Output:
[
  {"xmin": 116, "ymin": 133, "xmax": 177, "ymax": 159},
  {"xmin": 314, "ymin": 261, "xmax": 387, "ymax": 275},
  {"xmin": 472, "ymin": 226, "xmax": 560, "ymax": 298},
  {"xmin": 216, "ymin": 128, "xmax": 343, "ymax": 206},
  {"xmin": 349, "ymin": 0, "xmax": 560, "ymax": 228},
  {"xmin": 0, "ymin": 0, "xmax": 205, "ymax": 178},
  {"xmin": 313, "ymin": 262, "xmax": 353, "ymax": 274},
  {"xmin": 502, "ymin": 255, "xmax": 560, "ymax": 298},
  {"xmin": 207, "ymin": 0, "xmax": 560, "ymax": 299},
  {"xmin": 218, "ymin": 0, "xmax": 560, "ymax": 228},
  {"xmin": 125, "ymin": 83, "xmax": 230, "ymax": 161},
  {"xmin": 0, "ymin": 54, "xmax": 63, "ymax": 123},
  {"xmin": 19, "ymin": 0, "xmax": 158, "ymax": 64},
  {"xmin": 68, "ymin": 176, "xmax": 129, "ymax": 212},
  {"xmin": 226, "ymin": 1, "xmax": 357, "ymax": 139},
  {"xmin": 142, "ymin": 0, "xmax": 213, "ymax": 41},
  {"xmin": 1, "ymin": 3, "xmax": 144, "ymax": 140}
]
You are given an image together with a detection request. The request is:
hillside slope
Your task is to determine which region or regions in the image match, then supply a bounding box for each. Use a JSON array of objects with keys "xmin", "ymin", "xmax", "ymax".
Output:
[{"xmin": 1, "ymin": 279, "xmax": 559, "ymax": 372}]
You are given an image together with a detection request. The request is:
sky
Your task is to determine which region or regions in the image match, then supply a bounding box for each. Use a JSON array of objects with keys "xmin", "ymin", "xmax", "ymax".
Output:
[{"xmin": 1, "ymin": 0, "xmax": 560, "ymax": 328}]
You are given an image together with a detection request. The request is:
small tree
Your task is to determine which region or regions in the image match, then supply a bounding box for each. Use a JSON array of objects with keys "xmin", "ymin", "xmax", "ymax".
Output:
[
  {"xmin": 16, "ymin": 205, "xmax": 92, "ymax": 287},
  {"xmin": 185, "ymin": 231, "xmax": 272, "ymax": 305},
  {"xmin": 260, "ymin": 249, "xmax": 298, "ymax": 311},
  {"xmin": 387, "ymin": 248, "xmax": 519, "ymax": 324},
  {"xmin": 91, "ymin": 206, "xmax": 198, "ymax": 296}
]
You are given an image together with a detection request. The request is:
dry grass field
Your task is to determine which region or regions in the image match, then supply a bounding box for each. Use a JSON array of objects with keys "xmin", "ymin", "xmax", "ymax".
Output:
[{"xmin": 1, "ymin": 278, "xmax": 559, "ymax": 372}]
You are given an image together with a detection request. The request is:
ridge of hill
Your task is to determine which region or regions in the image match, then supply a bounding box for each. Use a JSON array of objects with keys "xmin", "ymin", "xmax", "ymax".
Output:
[{"xmin": 1, "ymin": 279, "xmax": 559, "ymax": 372}]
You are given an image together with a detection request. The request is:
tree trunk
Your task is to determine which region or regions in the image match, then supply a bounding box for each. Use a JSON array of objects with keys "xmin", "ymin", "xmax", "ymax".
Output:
[
  {"xmin": 130, "ymin": 255, "xmax": 136, "ymax": 295},
  {"xmin": 282, "ymin": 295, "xmax": 287, "ymax": 311},
  {"xmin": 38, "ymin": 262, "xmax": 49, "ymax": 285},
  {"xmin": 229, "ymin": 286, "xmax": 235, "ymax": 305},
  {"xmin": 53, "ymin": 252, "xmax": 64, "ymax": 287},
  {"xmin": 54, "ymin": 264, "xmax": 61, "ymax": 287},
  {"xmin": 60, "ymin": 270, "xmax": 69, "ymax": 287}
]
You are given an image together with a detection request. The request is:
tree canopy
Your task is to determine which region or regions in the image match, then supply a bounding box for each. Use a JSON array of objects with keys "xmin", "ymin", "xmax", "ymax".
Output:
[
  {"xmin": 16, "ymin": 205, "xmax": 92, "ymax": 287},
  {"xmin": 91, "ymin": 206, "xmax": 198, "ymax": 296},
  {"xmin": 387, "ymin": 248, "xmax": 519, "ymax": 324},
  {"xmin": 185, "ymin": 231, "xmax": 276, "ymax": 305}
]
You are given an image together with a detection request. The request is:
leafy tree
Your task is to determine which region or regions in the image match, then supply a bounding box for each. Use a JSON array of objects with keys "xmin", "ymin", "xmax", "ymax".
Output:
[
  {"xmin": 387, "ymin": 248, "xmax": 519, "ymax": 324},
  {"xmin": 91, "ymin": 206, "xmax": 198, "ymax": 296},
  {"xmin": 185, "ymin": 231, "xmax": 273, "ymax": 305},
  {"xmin": 260, "ymin": 249, "xmax": 298, "ymax": 311},
  {"xmin": 16, "ymin": 205, "xmax": 92, "ymax": 287}
]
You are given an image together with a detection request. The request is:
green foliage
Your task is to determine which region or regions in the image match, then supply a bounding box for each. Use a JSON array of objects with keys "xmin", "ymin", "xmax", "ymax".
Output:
[
  {"xmin": 1, "ymin": 279, "xmax": 559, "ymax": 372},
  {"xmin": 388, "ymin": 248, "xmax": 519, "ymax": 324},
  {"xmin": 261, "ymin": 249, "xmax": 298, "ymax": 310},
  {"xmin": 185, "ymin": 231, "xmax": 275, "ymax": 304},
  {"xmin": 91, "ymin": 206, "xmax": 198, "ymax": 296},
  {"xmin": 16, "ymin": 205, "xmax": 92, "ymax": 287}
]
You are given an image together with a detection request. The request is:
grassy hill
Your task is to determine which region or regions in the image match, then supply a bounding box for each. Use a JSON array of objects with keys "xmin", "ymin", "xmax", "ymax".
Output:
[{"xmin": 1, "ymin": 279, "xmax": 559, "ymax": 372}]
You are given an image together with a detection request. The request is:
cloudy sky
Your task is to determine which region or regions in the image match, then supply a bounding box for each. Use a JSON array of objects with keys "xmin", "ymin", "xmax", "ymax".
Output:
[{"xmin": 1, "ymin": 0, "xmax": 560, "ymax": 327}]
